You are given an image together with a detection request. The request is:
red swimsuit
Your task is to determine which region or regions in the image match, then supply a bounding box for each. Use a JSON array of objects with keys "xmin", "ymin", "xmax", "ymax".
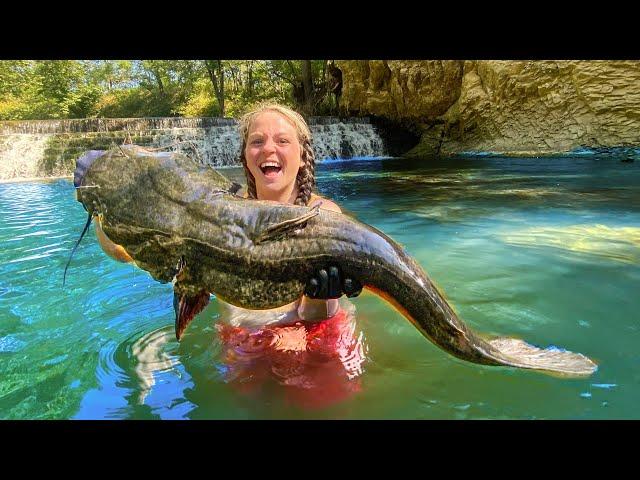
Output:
[{"xmin": 216, "ymin": 307, "xmax": 366, "ymax": 410}]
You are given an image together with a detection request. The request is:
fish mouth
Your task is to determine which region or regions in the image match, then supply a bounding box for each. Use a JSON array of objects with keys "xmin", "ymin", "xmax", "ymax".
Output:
[{"xmin": 74, "ymin": 150, "xmax": 106, "ymax": 187}]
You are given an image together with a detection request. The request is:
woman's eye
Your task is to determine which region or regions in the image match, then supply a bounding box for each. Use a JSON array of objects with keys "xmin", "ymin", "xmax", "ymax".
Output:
[
  {"xmin": 250, "ymin": 139, "xmax": 263, "ymax": 145},
  {"xmin": 279, "ymin": 139, "xmax": 290, "ymax": 144}
]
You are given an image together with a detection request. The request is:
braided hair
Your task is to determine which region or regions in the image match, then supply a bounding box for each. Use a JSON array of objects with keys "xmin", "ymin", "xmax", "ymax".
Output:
[{"xmin": 238, "ymin": 102, "xmax": 316, "ymax": 206}]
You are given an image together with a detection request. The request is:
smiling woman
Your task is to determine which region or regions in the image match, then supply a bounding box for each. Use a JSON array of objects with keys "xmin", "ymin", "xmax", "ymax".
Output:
[
  {"xmin": 243, "ymin": 110, "xmax": 305, "ymax": 204},
  {"xmin": 235, "ymin": 103, "xmax": 357, "ymax": 321},
  {"xmin": 238, "ymin": 102, "xmax": 341, "ymax": 212}
]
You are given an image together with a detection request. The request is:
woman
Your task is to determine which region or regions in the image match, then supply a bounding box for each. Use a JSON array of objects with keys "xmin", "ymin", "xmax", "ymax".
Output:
[
  {"xmin": 239, "ymin": 101, "xmax": 361, "ymax": 321},
  {"xmin": 215, "ymin": 102, "xmax": 366, "ymax": 408}
]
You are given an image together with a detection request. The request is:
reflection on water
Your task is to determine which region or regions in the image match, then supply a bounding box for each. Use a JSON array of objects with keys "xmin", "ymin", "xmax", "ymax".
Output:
[
  {"xmin": 1, "ymin": 155, "xmax": 639, "ymax": 419},
  {"xmin": 130, "ymin": 328, "xmax": 180, "ymax": 405}
]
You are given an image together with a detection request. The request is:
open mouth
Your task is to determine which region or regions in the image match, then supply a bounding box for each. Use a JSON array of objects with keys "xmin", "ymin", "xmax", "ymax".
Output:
[{"xmin": 259, "ymin": 161, "xmax": 282, "ymax": 178}]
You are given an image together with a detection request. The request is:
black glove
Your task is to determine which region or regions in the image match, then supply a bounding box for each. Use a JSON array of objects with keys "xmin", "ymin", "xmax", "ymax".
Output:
[{"xmin": 304, "ymin": 265, "xmax": 363, "ymax": 299}]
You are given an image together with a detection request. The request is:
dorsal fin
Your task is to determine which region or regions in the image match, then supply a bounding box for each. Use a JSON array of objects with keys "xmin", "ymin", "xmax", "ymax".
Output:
[
  {"xmin": 254, "ymin": 203, "xmax": 321, "ymax": 244},
  {"xmin": 229, "ymin": 182, "xmax": 243, "ymax": 196}
]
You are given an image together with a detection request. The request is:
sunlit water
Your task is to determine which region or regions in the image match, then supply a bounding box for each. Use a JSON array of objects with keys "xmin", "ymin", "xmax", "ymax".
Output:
[{"xmin": 1, "ymin": 155, "xmax": 639, "ymax": 419}]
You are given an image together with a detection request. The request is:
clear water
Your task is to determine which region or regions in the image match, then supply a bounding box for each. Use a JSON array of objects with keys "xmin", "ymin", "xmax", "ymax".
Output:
[{"xmin": 1, "ymin": 155, "xmax": 639, "ymax": 419}]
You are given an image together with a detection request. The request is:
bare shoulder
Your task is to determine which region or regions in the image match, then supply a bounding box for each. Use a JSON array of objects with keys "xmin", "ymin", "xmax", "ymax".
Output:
[{"xmin": 310, "ymin": 194, "xmax": 342, "ymax": 213}]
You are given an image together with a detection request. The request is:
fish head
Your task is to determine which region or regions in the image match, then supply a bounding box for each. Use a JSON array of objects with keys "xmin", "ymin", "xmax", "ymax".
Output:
[
  {"xmin": 72, "ymin": 145, "xmax": 236, "ymax": 283},
  {"xmin": 74, "ymin": 146, "xmax": 157, "ymax": 265},
  {"xmin": 74, "ymin": 150, "xmax": 106, "ymax": 189},
  {"xmin": 75, "ymin": 147, "xmax": 132, "ymax": 211}
]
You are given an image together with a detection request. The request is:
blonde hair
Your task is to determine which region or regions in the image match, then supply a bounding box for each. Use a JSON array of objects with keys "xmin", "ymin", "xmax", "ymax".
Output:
[{"xmin": 238, "ymin": 102, "xmax": 316, "ymax": 206}]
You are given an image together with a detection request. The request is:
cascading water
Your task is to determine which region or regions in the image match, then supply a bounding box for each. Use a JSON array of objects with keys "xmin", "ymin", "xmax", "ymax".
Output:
[
  {"xmin": 0, "ymin": 117, "xmax": 237, "ymax": 135},
  {"xmin": 0, "ymin": 117, "xmax": 389, "ymax": 180},
  {"xmin": 0, "ymin": 134, "xmax": 52, "ymax": 180},
  {"xmin": 311, "ymin": 122, "xmax": 386, "ymax": 160},
  {"xmin": 149, "ymin": 126, "xmax": 243, "ymax": 167}
]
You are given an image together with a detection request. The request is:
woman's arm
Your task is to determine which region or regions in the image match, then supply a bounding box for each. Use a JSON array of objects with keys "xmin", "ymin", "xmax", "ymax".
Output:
[
  {"xmin": 298, "ymin": 296, "xmax": 340, "ymax": 321},
  {"xmin": 297, "ymin": 196, "xmax": 343, "ymax": 322}
]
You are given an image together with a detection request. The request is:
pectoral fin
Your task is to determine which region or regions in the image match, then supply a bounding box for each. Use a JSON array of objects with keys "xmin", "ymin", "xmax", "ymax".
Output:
[
  {"xmin": 255, "ymin": 203, "xmax": 321, "ymax": 244},
  {"xmin": 173, "ymin": 289, "xmax": 210, "ymax": 341}
]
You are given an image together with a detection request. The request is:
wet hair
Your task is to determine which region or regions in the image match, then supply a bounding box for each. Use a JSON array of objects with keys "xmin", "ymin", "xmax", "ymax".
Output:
[{"xmin": 238, "ymin": 102, "xmax": 316, "ymax": 206}]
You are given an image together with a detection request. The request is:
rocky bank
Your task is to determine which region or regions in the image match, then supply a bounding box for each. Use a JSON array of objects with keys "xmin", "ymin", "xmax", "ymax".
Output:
[{"xmin": 336, "ymin": 60, "xmax": 640, "ymax": 156}]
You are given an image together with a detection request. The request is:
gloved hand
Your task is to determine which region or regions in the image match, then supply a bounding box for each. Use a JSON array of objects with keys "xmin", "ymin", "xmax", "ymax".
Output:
[{"xmin": 304, "ymin": 265, "xmax": 363, "ymax": 299}]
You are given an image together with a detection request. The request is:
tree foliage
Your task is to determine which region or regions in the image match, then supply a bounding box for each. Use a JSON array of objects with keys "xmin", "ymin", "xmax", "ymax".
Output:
[{"xmin": 0, "ymin": 60, "xmax": 340, "ymax": 120}]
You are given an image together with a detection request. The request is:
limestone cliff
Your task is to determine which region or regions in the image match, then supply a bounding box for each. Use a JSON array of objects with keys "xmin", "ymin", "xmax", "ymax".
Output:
[{"xmin": 336, "ymin": 60, "xmax": 640, "ymax": 156}]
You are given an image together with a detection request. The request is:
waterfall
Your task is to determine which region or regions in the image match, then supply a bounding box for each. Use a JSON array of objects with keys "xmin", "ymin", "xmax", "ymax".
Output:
[
  {"xmin": 311, "ymin": 122, "xmax": 386, "ymax": 160},
  {"xmin": 151, "ymin": 120, "xmax": 387, "ymax": 167},
  {"xmin": 0, "ymin": 117, "xmax": 389, "ymax": 180},
  {"xmin": 0, "ymin": 134, "xmax": 52, "ymax": 180},
  {"xmin": 149, "ymin": 126, "xmax": 243, "ymax": 167}
]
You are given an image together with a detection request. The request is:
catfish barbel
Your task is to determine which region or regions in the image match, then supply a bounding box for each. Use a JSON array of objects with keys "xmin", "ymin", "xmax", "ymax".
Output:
[{"xmin": 72, "ymin": 145, "xmax": 597, "ymax": 377}]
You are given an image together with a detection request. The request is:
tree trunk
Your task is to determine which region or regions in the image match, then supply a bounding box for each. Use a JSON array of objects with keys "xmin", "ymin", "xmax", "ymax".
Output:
[
  {"xmin": 205, "ymin": 60, "xmax": 225, "ymax": 117},
  {"xmin": 301, "ymin": 60, "xmax": 314, "ymax": 115},
  {"xmin": 153, "ymin": 70, "xmax": 164, "ymax": 95},
  {"xmin": 247, "ymin": 61, "xmax": 253, "ymax": 96}
]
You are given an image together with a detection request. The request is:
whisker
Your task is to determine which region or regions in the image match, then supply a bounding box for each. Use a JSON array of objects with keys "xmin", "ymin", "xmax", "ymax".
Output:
[{"xmin": 62, "ymin": 213, "xmax": 93, "ymax": 288}]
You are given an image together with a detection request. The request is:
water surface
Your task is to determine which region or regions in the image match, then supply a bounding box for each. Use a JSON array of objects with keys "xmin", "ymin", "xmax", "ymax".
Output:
[{"xmin": 1, "ymin": 155, "xmax": 638, "ymax": 419}]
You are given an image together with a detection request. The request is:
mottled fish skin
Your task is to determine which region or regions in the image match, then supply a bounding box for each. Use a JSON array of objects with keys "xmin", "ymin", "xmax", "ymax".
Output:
[{"xmin": 75, "ymin": 146, "xmax": 597, "ymax": 376}]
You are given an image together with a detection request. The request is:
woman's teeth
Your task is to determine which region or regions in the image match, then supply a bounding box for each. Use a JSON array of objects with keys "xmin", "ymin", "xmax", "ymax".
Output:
[{"xmin": 260, "ymin": 162, "xmax": 281, "ymax": 175}]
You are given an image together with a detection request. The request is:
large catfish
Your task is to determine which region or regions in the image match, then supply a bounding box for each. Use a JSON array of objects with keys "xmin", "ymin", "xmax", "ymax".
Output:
[{"xmin": 72, "ymin": 145, "xmax": 597, "ymax": 377}]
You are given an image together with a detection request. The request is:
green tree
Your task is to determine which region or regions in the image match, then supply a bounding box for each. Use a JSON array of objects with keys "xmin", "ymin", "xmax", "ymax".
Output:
[
  {"xmin": 87, "ymin": 60, "xmax": 134, "ymax": 91},
  {"xmin": 0, "ymin": 61, "xmax": 36, "ymax": 119},
  {"xmin": 0, "ymin": 60, "xmax": 34, "ymax": 97},
  {"xmin": 0, "ymin": 59, "xmax": 335, "ymax": 120},
  {"xmin": 266, "ymin": 60, "xmax": 328, "ymax": 114}
]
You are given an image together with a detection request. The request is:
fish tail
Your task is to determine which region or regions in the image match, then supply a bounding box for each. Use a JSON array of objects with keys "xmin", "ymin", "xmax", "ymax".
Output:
[
  {"xmin": 485, "ymin": 337, "xmax": 598, "ymax": 377},
  {"xmin": 362, "ymin": 246, "xmax": 598, "ymax": 377}
]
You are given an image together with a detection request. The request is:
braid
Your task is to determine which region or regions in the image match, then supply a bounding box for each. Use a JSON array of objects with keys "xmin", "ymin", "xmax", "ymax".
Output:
[
  {"xmin": 240, "ymin": 146, "xmax": 258, "ymax": 199},
  {"xmin": 294, "ymin": 139, "xmax": 316, "ymax": 206}
]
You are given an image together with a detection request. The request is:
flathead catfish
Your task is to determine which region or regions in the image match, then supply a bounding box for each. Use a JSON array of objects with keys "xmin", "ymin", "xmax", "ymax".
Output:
[{"xmin": 73, "ymin": 145, "xmax": 597, "ymax": 377}]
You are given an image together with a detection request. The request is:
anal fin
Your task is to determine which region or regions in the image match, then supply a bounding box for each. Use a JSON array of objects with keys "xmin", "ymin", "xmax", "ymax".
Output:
[{"xmin": 173, "ymin": 290, "xmax": 210, "ymax": 341}]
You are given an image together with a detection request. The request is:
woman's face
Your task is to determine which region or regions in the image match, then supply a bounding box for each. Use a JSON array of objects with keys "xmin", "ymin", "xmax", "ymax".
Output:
[{"xmin": 244, "ymin": 111, "xmax": 303, "ymax": 200}]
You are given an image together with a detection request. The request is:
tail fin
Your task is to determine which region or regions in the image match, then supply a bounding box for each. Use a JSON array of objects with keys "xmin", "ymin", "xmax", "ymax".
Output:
[{"xmin": 487, "ymin": 337, "xmax": 598, "ymax": 377}]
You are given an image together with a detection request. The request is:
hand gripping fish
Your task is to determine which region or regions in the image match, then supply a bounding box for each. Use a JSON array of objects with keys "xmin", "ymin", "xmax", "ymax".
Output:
[{"xmin": 71, "ymin": 145, "xmax": 597, "ymax": 377}]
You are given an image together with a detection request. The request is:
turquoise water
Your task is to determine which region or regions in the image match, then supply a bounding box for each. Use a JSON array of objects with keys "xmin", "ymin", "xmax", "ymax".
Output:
[{"xmin": 1, "ymin": 155, "xmax": 639, "ymax": 419}]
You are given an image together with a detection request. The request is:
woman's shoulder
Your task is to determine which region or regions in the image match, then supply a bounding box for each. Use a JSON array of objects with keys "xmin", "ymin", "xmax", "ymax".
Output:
[{"xmin": 309, "ymin": 193, "xmax": 342, "ymax": 213}]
